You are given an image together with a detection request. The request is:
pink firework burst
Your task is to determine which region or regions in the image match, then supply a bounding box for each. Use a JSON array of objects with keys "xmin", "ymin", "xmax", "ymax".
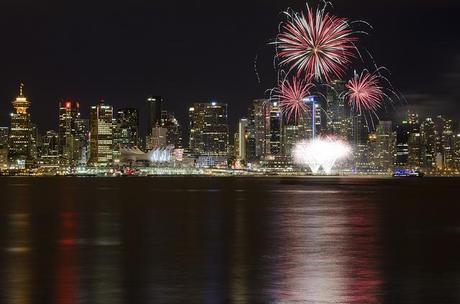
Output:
[
  {"xmin": 276, "ymin": 5, "xmax": 358, "ymax": 82},
  {"xmin": 275, "ymin": 77, "xmax": 314, "ymax": 122},
  {"xmin": 345, "ymin": 70, "xmax": 384, "ymax": 115}
]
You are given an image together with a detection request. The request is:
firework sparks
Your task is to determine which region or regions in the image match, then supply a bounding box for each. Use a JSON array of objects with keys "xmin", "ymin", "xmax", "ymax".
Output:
[
  {"xmin": 344, "ymin": 70, "xmax": 384, "ymax": 115},
  {"xmin": 293, "ymin": 138, "xmax": 351, "ymax": 174},
  {"xmin": 276, "ymin": 5, "xmax": 358, "ymax": 82},
  {"xmin": 275, "ymin": 77, "xmax": 314, "ymax": 122}
]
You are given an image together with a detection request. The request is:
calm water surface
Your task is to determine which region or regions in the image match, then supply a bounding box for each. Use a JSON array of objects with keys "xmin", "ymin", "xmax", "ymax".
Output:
[{"xmin": 0, "ymin": 177, "xmax": 459, "ymax": 303}]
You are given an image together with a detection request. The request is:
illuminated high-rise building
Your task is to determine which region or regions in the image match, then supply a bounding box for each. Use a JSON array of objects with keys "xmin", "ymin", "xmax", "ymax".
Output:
[
  {"xmin": 89, "ymin": 101, "xmax": 114, "ymax": 166},
  {"xmin": 160, "ymin": 110, "xmax": 182, "ymax": 149},
  {"xmin": 0, "ymin": 127, "xmax": 8, "ymax": 169},
  {"xmin": 283, "ymin": 114, "xmax": 308, "ymax": 157},
  {"xmin": 58, "ymin": 100, "xmax": 83, "ymax": 166},
  {"xmin": 114, "ymin": 108, "xmax": 139, "ymax": 148},
  {"xmin": 352, "ymin": 114, "xmax": 370, "ymax": 170},
  {"xmin": 8, "ymin": 84, "xmax": 34, "ymax": 169},
  {"xmin": 268, "ymin": 101, "xmax": 284, "ymax": 156},
  {"xmin": 395, "ymin": 111, "xmax": 422, "ymax": 170},
  {"xmin": 39, "ymin": 130, "xmax": 60, "ymax": 167},
  {"xmin": 304, "ymin": 96, "xmax": 322, "ymax": 139},
  {"xmin": 189, "ymin": 102, "xmax": 229, "ymax": 156},
  {"xmin": 147, "ymin": 127, "xmax": 168, "ymax": 150},
  {"xmin": 373, "ymin": 121, "xmax": 395, "ymax": 173},
  {"xmin": 76, "ymin": 118, "xmax": 89, "ymax": 165},
  {"xmin": 421, "ymin": 118, "xmax": 436, "ymax": 170},
  {"xmin": 248, "ymin": 99, "xmax": 269, "ymax": 159},
  {"xmin": 237, "ymin": 118, "xmax": 248, "ymax": 161},
  {"xmin": 147, "ymin": 96, "xmax": 163, "ymax": 133},
  {"xmin": 326, "ymin": 80, "xmax": 346, "ymax": 136},
  {"xmin": 434, "ymin": 116, "xmax": 455, "ymax": 170},
  {"xmin": 454, "ymin": 133, "xmax": 460, "ymax": 170}
]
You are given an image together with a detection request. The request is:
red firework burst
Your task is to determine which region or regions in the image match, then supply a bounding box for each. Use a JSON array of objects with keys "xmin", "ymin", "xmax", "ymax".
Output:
[
  {"xmin": 276, "ymin": 77, "xmax": 314, "ymax": 122},
  {"xmin": 276, "ymin": 6, "xmax": 358, "ymax": 83},
  {"xmin": 345, "ymin": 71, "xmax": 384, "ymax": 115}
]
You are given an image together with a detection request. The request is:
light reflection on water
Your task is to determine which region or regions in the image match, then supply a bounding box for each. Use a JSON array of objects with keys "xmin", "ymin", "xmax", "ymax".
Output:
[{"xmin": 0, "ymin": 177, "xmax": 459, "ymax": 303}]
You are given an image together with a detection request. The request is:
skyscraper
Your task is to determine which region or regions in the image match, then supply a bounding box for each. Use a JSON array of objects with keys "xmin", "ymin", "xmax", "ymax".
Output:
[
  {"xmin": 434, "ymin": 116, "xmax": 455, "ymax": 170},
  {"xmin": 189, "ymin": 102, "xmax": 229, "ymax": 156},
  {"xmin": 8, "ymin": 84, "xmax": 33, "ymax": 169},
  {"xmin": 248, "ymin": 99, "xmax": 269, "ymax": 159},
  {"xmin": 352, "ymin": 114, "xmax": 370, "ymax": 170},
  {"xmin": 39, "ymin": 130, "xmax": 60, "ymax": 167},
  {"xmin": 76, "ymin": 118, "xmax": 89, "ymax": 165},
  {"xmin": 283, "ymin": 114, "xmax": 308, "ymax": 157},
  {"xmin": 147, "ymin": 96, "xmax": 163, "ymax": 133},
  {"xmin": 454, "ymin": 133, "xmax": 460, "ymax": 170},
  {"xmin": 0, "ymin": 127, "xmax": 8, "ymax": 169},
  {"xmin": 268, "ymin": 101, "xmax": 283, "ymax": 156},
  {"xmin": 421, "ymin": 118, "xmax": 436, "ymax": 170},
  {"xmin": 58, "ymin": 100, "xmax": 83, "ymax": 166},
  {"xmin": 395, "ymin": 111, "xmax": 422, "ymax": 170},
  {"xmin": 238, "ymin": 118, "xmax": 248, "ymax": 161},
  {"xmin": 326, "ymin": 80, "xmax": 346, "ymax": 136},
  {"xmin": 89, "ymin": 101, "xmax": 114, "ymax": 166},
  {"xmin": 373, "ymin": 121, "xmax": 395, "ymax": 173},
  {"xmin": 306, "ymin": 101, "xmax": 322, "ymax": 139},
  {"xmin": 160, "ymin": 110, "xmax": 182, "ymax": 149},
  {"xmin": 114, "ymin": 108, "xmax": 139, "ymax": 148},
  {"xmin": 147, "ymin": 126, "xmax": 168, "ymax": 150}
]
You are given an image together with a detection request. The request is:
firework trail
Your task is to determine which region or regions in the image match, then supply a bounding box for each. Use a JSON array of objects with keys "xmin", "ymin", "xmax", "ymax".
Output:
[
  {"xmin": 254, "ymin": 54, "xmax": 262, "ymax": 84},
  {"xmin": 344, "ymin": 70, "xmax": 384, "ymax": 116},
  {"xmin": 276, "ymin": 4, "xmax": 358, "ymax": 82},
  {"xmin": 274, "ymin": 77, "xmax": 314, "ymax": 122}
]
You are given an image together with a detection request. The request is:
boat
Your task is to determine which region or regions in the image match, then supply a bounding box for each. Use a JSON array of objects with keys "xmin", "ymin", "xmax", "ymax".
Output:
[{"xmin": 393, "ymin": 169, "xmax": 425, "ymax": 177}]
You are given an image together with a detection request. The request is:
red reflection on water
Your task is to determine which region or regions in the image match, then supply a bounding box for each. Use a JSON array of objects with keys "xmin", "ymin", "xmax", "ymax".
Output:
[
  {"xmin": 55, "ymin": 212, "xmax": 79, "ymax": 304},
  {"xmin": 345, "ymin": 209, "xmax": 383, "ymax": 303}
]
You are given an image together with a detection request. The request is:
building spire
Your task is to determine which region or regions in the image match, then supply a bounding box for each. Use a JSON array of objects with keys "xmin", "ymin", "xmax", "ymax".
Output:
[{"xmin": 19, "ymin": 83, "xmax": 24, "ymax": 97}]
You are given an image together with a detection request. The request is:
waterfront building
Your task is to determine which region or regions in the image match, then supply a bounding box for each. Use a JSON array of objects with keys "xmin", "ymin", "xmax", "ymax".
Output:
[
  {"xmin": 434, "ymin": 116, "xmax": 455, "ymax": 170},
  {"xmin": 305, "ymin": 98, "xmax": 322, "ymax": 139},
  {"xmin": 421, "ymin": 118, "xmax": 436, "ymax": 170},
  {"xmin": 58, "ymin": 100, "xmax": 83, "ymax": 166},
  {"xmin": 325, "ymin": 80, "xmax": 346, "ymax": 137},
  {"xmin": 113, "ymin": 108, "xmax": 139, "ymax": 163},
  {"xmin": 395, "ymin": 111, "xmax": 422, "ymax": 170},
  {"xmin": 160, "ymin": 110, "xmax": 182, "ymax": 149},
  {"xmin": 248, "ymin": 99, "xmax": 269, "ymax": 159},
  {"xmin": 233, "ymin": 131, "xmax": 240, "ymax": 159},
  {"xmin": 237, "ymin": 118, "xmax": 248, "ymax": 161},
  {"xmin": 147, "ymin": 96, "xmax": 163, "ymax": 134},
  {"xmin": 76, "ymin": 118, "xmax": 89, "ymax": 165},
  {"xmin": 373, "ymin": 121, "xmax": 395, "ymax": 173},
  {"xmin": 283, "ymin": 115, "xmax": 308, "ymax": 157},
  {"xmin": 39, "ymin": 130, "xmax": 60, "ymax": 167},
  {"xmin": 114, "ymin": 108, "xmax": 139, "ymax": 148},
  {"xmin": 0, "ymin": 127, "xmax": 8, "ymax": 169},
  {"xmin": 8, "ymin": 84, "xmax": 34, "ymax": 169},
  {"xmin": 268, "ymin": 101, "xmax": 283, "ymax": 156},
  {"xmin": 89, "ymin": 101, "xmax": 113, "ymax": 166},
  {"xmin": 147, "ymin": 127, "xmax": 168, "ymax": 150},
  {"xmin": 352, "ymin": 114, "xmax": 371, "ymax": 170},
  {"xmin": 189, "ymin": 102, "xmax": 229, "ymax": 157},
  {"xmin": 454, "ymin": 133, "xmax": 460, "ymax": 170}
]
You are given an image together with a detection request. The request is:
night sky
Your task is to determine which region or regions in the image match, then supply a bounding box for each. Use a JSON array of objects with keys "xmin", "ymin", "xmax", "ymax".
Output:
[{"xmin": 0, "ymin": 0, "xmax": 459, "ymax": 134}]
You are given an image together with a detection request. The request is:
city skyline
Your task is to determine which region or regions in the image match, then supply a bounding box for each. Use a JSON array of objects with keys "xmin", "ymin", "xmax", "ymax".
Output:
[
  {"xmin": 1, "ymin": 82, "xmax": 459, "ymax": 176},
  {"xmin": 0, "ymin": 0, "xmax": 459, "ymax": 132}
]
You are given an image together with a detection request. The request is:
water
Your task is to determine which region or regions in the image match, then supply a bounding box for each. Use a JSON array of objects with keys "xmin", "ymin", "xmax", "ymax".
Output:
[{"xmin": 0, "ymin": 177, "xmax": 459, "ymax": 303}]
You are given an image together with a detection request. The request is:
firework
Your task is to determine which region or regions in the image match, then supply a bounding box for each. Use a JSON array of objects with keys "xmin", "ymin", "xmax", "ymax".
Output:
[
  {"xmin": 344, "ymin": 70, "xmax": 384, "ymax": 115},
  {"xmin": 276, "ymin": 5, "xmax": 358, "ymax": 82},
  {"xmin": 293, "ymin": 138, "xmax": 351, "ymax": 174},
  {"xmin": 275, "ymin": 77, "xmax": 314, "ymax": 122}
]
